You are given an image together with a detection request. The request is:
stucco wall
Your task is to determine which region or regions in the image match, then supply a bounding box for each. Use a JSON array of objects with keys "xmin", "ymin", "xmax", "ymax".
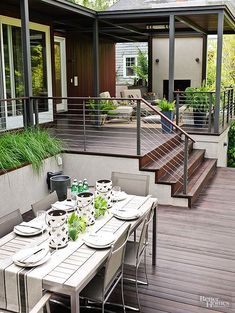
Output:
[
  {"xmin": 0, "ymin": 156, "xmax": 62, "ymax": 217},
  {"xmin": 152, "ymin": 37, "xmax": 203, "ymax": 98}
]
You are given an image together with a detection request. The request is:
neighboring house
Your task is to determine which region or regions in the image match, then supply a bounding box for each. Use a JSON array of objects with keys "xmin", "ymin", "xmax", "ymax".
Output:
[{"xmin": 116, "ymin": 42, "xmax": 148, "ymax": 85}]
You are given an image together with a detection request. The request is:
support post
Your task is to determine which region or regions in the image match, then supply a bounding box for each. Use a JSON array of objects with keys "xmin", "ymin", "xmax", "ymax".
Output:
[
  {"xmin": 183, "ymin": 136, "xmax": 189, "ymax": 195},
  {"xmin": 136, "ymin": 100, "xmax": 141, "ymax": 156},
  {"xmin": 20, "ymin": 0, "xmax": 34, "ymax": 127},
  {"xmin": 202, "ymin": 34, "xmax": 208, "ymax": 83},
  {"xmin": 214, "ymin": 12, "xmax": 224, "ymax": 134},
  {"xmin": 176, "ymin": 93, "xmax": 180, "ymax": 125},
  {"xmin": 93, "ymin": 19, "xmax": 100, "ymax": 97},
  {"xmin": 148, "ymin": 36, "xmax": 153, "ymax": 92},
  {"xmin": 168, "ymin": 15, "xmax": 175, "ymax": 102}
]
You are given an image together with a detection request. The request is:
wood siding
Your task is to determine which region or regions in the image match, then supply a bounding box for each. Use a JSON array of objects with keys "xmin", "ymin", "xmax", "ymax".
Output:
[{"xmin": 66, "ymin": 34, "xmax": 116, "ymax": 97}]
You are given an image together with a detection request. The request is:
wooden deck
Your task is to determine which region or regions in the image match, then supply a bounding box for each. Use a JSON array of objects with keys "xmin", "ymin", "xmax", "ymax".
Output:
[
  {"xmin": 24, "ymin": 167, "xmax": 235, "ymax": 312},
  {"xmin": 111, "ymin": 167, "xmax": 235, "ymax": 312}
]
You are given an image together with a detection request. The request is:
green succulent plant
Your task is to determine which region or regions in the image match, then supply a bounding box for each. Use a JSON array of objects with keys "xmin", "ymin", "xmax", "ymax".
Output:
[
  {"xmin": 67, "ymin": 212, "xmax": 87, "ymax": 241},
  {"xmin": 94, "ymin": 195, "xmax": 108, "ymax": 219}
]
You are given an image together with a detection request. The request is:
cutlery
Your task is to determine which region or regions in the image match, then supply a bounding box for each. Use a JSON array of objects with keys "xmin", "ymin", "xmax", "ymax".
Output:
[
  {"xmin": 19, "ymin": 248, "xmax": 44, "ymax": 263},
  {"xmin": 18, "ymin": 223, "xmax": 43, "ymax": 231}
]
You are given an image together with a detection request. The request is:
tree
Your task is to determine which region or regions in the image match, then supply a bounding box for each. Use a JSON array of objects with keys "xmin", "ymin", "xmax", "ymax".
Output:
[
  {"xmin": 207, "ymin": 35, "xmax": 235, "ymax": 88},
  {"xmin": 67, "ymin": 0, "xmax": 116, "ymax": 10}
]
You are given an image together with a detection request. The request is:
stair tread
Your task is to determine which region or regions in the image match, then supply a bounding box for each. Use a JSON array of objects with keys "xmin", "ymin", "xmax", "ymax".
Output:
[
  {"xmin": 176, "ymin": 158, "xmax": 217, "ymax": 197},
  {"xmin": 159, "ymin": 149, "xmax": 205, "ymax": 183},
  {"xmin": 142, "ymin": 143, "xmax": 185, "ymax": 170}
]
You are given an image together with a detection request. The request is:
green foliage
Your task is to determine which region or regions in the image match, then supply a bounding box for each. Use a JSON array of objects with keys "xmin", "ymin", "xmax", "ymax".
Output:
[
  {"xmin": 67, "ymin": 0, "xmax": 116, "ymax": 10},
  {"xmin": 0, "ymin": 128, "xmax": 62, "ymax": 172},
  {"xmin": 227, "ymin": 122, "xmax": 235, "ymax": 167},
  {"xmin": 67, "ymin": 212, "xmax": 87, "ymax": 241},
  {"xmin": 94, "ymin": 195, "xmax": 108, "ymax": 218},
  {"xmin": 207, "ymin": 35, "xmax": 235, "ymax": 88},
  {"xmin": 132, "ymin": 49, "xmax": 148, "ymax": 81},
  {"xmin": 87, "ymin": 99, "xmax": 116, "ymax": 114},
  {"xmin": 185, "ymin": 85, "xmax": 215, "ymax": 112},
  {"xmin": 158, "ymin": 98, "xmax": 175, "ymax": 111}
]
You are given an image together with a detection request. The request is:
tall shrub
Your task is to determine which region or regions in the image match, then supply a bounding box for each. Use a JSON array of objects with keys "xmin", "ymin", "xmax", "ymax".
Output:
[{"xmin": 227, "ymin": 121, "xmax": 235, "ymax": 167}]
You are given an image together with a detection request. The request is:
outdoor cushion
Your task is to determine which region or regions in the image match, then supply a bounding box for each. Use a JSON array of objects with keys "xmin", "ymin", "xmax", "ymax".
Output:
[{"xmin": 142, "ymin": 115, "xmax": 161, "ymax": 123}]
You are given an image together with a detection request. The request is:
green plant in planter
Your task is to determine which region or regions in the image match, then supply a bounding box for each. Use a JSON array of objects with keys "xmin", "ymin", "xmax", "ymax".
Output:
[
  {"xmin": 158, "ymin": 98, "xmax": 175, "ymax": 111},
  {"xmin": 67, "ymin": 212, "xmax": 87, "ymax": 241},
  {"xmin": 0, "ymin": 128, "xmax": 62, "ymax": 172},
  {"xmin": 87, "ymin": 99, "xmax": 116, "ymax": 114},
  {"xmin": 94, "ymin": 195, "xmax": 108, "ymax": 219},
  {"xmin": 132, "ymin": 48, "xmax": 148, "ymax": 86},
  {"xmin": 158, "ymin": 98, "xmax": 175, "ymax": 133}
]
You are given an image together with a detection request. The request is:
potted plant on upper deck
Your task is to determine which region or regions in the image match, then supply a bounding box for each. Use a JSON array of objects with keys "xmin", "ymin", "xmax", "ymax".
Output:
[
  {"xmin": 158, "ymin": 98, "xmax": 175, "ymax": 133},
  {"xmin": 185, "ymin": 85, "xmax": 213, "ymax": 127}
]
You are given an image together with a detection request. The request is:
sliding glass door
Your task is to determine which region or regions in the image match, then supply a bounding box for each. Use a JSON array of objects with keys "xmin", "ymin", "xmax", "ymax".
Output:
[{"xmin": 0, "ymin": 16, "xmax": 52, "ymax": 130}]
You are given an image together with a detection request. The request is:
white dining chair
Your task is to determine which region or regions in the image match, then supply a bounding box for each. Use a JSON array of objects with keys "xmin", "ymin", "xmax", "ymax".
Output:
[
  {"xmin": 80, "ymin": 224, "xmax": 131, "ymax": 313},
  {"xmin": 31, "ymin": 191, "xmax": 58, "ymax": 217},
  {"xmin": 123, "ymin": 205, "xmax": 155, "ymax": 311},
  {"xmin": 111, "ymin": 172, "xmax": 150, "ymax": 196},
  {"xmin": 0, "ymin": 209, "xmax": 23, "ymax": 238}
]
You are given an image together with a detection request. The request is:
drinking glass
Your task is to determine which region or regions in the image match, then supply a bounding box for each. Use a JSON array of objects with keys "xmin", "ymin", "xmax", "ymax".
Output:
[{"xmin": 112, "ymin": 186, "xmax": 121, "ymax": 202}]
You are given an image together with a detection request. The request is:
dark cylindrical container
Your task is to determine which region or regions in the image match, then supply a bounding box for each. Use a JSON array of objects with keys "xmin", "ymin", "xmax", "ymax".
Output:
[{"xmin": 50, "ymin": 175, "xmax": 71, "ymax": 201}]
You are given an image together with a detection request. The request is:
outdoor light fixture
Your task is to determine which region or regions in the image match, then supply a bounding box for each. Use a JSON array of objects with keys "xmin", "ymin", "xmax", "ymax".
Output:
[
  {"xmin": 156, "ymin": 59, "xmax": 160, "ymax": 63},
  {"xmin": 195, "ymin": 58, "xmax": 200, "ymax": 63},
  {"xmin": 146, "ymin": 24, "xmax": 169, "ymax": 30}
]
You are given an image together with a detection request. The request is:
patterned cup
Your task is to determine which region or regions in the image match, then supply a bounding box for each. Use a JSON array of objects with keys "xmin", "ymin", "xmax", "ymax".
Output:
[{"xmin": 46, "ymin": 209, "xmax": 68, "ymax": 249}]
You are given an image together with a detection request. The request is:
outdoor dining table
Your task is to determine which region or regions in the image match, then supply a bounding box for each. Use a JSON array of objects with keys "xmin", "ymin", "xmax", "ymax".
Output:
[{"xmin": 0, "ymin": 195, "xmax": 157, "ymax": 313}]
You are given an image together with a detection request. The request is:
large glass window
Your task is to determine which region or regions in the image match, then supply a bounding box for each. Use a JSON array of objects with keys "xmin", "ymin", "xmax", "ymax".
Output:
[{"xmin": 2, "ymin": 21, "xmax": 50, "ymax": 115}]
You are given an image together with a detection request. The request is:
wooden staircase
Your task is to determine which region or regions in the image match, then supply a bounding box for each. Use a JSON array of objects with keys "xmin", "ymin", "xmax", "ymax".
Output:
[{"xmin": 139, "ymin": 134, "xmax": 217, "ymax": 208}]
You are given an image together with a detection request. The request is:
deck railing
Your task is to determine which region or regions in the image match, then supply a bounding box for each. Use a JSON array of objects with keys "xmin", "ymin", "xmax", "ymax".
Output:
[
  {"xmin": 30, "ymin": 96, "xmax": 195, "ymax": 194},
  {"xmin": 174, "ymin": 88, "xmax": 234, "ymax": 134}
]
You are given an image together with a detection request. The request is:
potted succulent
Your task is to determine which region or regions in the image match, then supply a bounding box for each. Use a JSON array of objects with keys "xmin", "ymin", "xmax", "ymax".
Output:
[{"xmin": 158, "ymin": 98, "xmax": 175, "ymax": 133}]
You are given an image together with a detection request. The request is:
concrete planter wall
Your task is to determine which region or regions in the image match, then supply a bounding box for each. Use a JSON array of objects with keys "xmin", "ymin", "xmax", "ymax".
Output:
[{"xmin": 0, "ymin": 156, "xmax": 62, "ymax": 217}]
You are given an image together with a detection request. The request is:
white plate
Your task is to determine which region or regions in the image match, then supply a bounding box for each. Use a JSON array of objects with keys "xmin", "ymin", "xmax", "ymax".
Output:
[
  {"xmin": 52, "ymin": 200, "xmax": 77, "ymax": 212},
  {"xmin": 112, "ymin": 191, "xmax": 128, "ymax": 202},
  {"xmin": 112, "ymin": 209, "xmax": 140, "ymax": 221},
  {"xmin": 14, "ymin": 222, "xmax": 46, "ymax": 236},
  {"xmin": 13, "ymin": 252, "xmax": 51, "ymax": 268},
  {"xmin": 83, "ymin": 233, "xmax": 115, "ymax": 249},
  {"xmin": 13, "ymin": 246, "xmax": 50, "ymax": 266}
]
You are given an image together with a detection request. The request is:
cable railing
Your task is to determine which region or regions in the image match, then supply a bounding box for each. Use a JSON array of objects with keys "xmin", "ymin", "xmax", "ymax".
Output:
[
  {"xmin": 30, "ymin": 96, "xmax": 194, "ymax": 194},
  {"xmin": 174, "ymin": 88, "xmax": 235, "ymax": 134}
]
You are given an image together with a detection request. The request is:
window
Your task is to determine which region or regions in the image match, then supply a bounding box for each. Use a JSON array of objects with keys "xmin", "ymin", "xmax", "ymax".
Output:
[{"xmin": 124, "ymin": 56, "xmax": 136, "ymax": 77}]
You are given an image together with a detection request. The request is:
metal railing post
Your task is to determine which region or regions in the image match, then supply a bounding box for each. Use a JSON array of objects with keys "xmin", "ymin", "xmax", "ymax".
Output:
[
  {"xmin": 83, "ymin": 100, "xmax": 87, "ymax": 152},
  {"xmin": 176, "ymin": 93, "xmax": 180, "ymax": 126},
  {"xmin": 183, "ymin": 135, "xmax": 189, "ymax": 195},
  {"xmin": 23, "ymin": 99, "xmax": 27, "ymax": 129},
  {"xmin": 222, "ymin": 91, "xmax": 225, "ymax": 128},
  {"xmin": 137, "ymin": 99, "xmax": 141, "ymax": 156},
  {"xmin": 208, "ymin": 93, "xmax": 212, "ymax": 133},
  {"xmin": 34, "ymin": 99, "xmax": 39, "ymax": 126}
]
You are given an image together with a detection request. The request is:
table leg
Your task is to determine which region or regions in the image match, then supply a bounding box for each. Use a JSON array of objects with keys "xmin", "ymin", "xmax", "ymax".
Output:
[
  {"xmin": 71, "ymin": 292, "xmax": 80, "ymax": 313},
  {"xmin": 152, "ymin": 205, "xmax": 157, "ymax": 266}
]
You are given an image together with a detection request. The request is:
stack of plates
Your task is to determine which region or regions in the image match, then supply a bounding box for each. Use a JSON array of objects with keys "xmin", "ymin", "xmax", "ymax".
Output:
[
  {"xmin": 52, "ymin": 200, "xmax": 77, "ymax": 212},
  {"xmin": 12, "ymin": 246, "xmax": 50, "ymax": 267},
  {"xmin": 14, "ymin": 222, "xmax": 46, "ymax": 236},
  {"xmin": 112, "ymin": 208, "xmax": 140, "ymax": 220},
  {"xmin": 83, "ymin": 232, "xmax": 115, "ymax": 249}
]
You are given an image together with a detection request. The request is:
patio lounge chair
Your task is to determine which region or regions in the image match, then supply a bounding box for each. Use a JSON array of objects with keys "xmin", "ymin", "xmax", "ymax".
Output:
[{"xmin": 99, "ymin": 91, "xmax": 133, "ymax": 123}]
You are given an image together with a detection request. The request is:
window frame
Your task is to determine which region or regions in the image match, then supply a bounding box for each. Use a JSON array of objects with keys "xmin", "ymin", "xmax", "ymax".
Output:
[{"xmin": 123, "ymin": 55, "xmax": 137, "ymax": 78}]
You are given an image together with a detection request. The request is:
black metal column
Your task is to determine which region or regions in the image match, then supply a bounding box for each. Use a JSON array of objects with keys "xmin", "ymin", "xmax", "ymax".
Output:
[
  {"xmin": 20, "ymin": 0, "xmax": 34, "ymax": 126},
  {"xmin": 202, "ymin": 34, "xmax": 208, "ymax": 83},
  {"xmin": 93, "ymin": 19, "xmax": 100, "ymax": 97},
  {"xmin": 0, "ymin": 32, "xmax": 5, "ymax": 129},
  {"xmin": 214, "ymin": 12, "xmax": 224, "ymax": 133},
  {"xmin": 148, "ymin": 35, "xmax": 153, "ymax": 92},
  {"xmin": 168, "ymin": 15, "xmax": 175, "ymax": 102}
]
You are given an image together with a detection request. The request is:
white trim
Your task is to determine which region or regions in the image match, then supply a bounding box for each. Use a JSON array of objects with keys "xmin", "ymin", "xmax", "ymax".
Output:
[
  {"xmin": 0, "ymin": 15, "xmax": 53, "ymax": 129},
  {"xmin": 123, "ymin": 55, "xmax": 137, "ymax": 78},
  {"xmin": 54, "ymin": 36, "xmax": 68, "ymax": 112}
]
